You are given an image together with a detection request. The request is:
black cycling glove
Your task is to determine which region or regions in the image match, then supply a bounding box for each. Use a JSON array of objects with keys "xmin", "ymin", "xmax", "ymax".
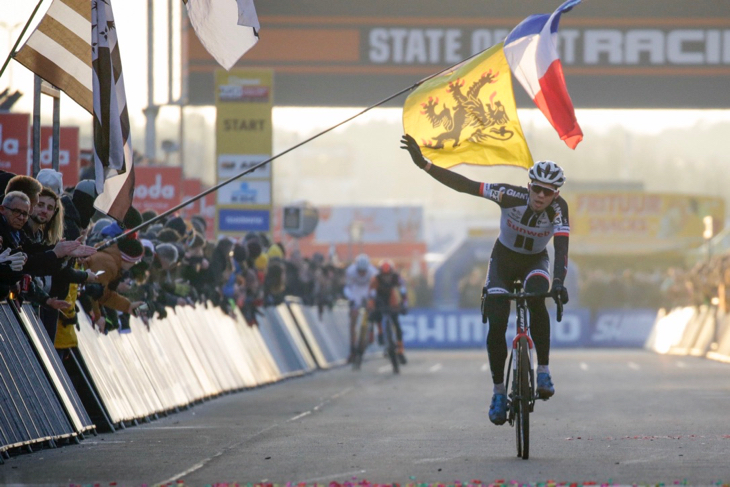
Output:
[
  {"xmin": 400, "ymin": 134, "xmax": 428, "ymax": 169},
  {"xmin": 551, "ymin": 279, "xmax": 569, "ymax": 304}
]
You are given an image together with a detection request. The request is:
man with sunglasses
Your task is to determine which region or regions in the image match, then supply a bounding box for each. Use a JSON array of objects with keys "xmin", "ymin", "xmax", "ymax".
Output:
[{"xmin": 401, "ymin": 134, "xmax": 570, "ymax": 426}]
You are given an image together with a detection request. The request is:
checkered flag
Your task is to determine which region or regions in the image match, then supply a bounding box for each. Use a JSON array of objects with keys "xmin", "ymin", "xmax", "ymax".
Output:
[{"xmin": 92, "ymin": 0, "xmax": 134, "ymax": 222}]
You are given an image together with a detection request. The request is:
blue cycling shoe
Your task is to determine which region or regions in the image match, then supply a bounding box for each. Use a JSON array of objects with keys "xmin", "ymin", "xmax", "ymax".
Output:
[
  {"xmin": 536, "ymin": 372, "xmax": 555, "ymax": 399},
  {"xmin": 488, "ymin": 393, "xmax": 508, "ymax": 425}
]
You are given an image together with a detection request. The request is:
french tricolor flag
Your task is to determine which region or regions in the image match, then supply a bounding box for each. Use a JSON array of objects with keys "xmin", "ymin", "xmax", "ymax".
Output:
[{"xmin": 504, "ymin": 0, "xmax": 583, "ymax": 149}]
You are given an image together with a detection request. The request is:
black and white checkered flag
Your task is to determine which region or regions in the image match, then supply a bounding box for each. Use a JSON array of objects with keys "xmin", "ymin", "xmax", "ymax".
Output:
[{"xmin": 92, "ymin": 0, "xmax": 134, "ymax": 222}]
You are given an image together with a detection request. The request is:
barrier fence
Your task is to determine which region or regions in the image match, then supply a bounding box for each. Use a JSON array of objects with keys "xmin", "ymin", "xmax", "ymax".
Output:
[{"xmin": 2, "ymin": 296, "xmax": 729, "ymax": 462}]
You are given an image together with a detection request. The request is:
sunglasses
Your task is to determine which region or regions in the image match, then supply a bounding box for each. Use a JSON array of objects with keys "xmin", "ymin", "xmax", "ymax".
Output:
[{"xmin": 530, "ymin": 184, "xmax": 556, "ymax": 197}]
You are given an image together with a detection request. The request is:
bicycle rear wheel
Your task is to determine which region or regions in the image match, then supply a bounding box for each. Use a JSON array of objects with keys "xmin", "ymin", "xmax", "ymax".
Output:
[{"xmin": 515, "ymin": 337, "xmax": 530, "ymax": 459}]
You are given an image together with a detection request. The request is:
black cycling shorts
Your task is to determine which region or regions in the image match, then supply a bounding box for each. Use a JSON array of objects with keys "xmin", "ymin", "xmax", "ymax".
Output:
[{"xmin": 484, "ymin": 239, "xmax": 551, "ymax": 294}]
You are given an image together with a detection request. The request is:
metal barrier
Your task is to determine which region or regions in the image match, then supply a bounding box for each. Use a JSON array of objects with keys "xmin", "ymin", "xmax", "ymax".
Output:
[
  {"xmin": 0, "ymin": 301, "xmax": 94, "ymax": 460},
  {"xmin": 0, "ymin": 295, "xmax": 352, "ymax": 459}
]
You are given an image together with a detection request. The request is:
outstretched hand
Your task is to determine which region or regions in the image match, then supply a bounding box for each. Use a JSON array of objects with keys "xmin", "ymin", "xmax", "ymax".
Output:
[{"xmin": 400, "ymin": 134, "xmax": 427, "ymax": 169}]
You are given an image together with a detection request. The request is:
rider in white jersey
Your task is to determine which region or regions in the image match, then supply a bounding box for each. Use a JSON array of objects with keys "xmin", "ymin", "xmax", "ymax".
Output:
[
  {"xmin": 401, "ymin": 134, "xmax": 570, "ymax": 426},
  {"xmin": 343, "ymin": 254, "xmax": 378, "ymax": 362}
]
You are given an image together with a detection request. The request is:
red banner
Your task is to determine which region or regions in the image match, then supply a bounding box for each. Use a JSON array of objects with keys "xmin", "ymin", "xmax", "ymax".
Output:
[
  {"xmin": 133, "ymin": 166, "xmax": 183, "ymax": 214},
  {"xmin": 39, "ymin": 126, "xmax": 80, "ymax": 188},
  {"xmin": 0, "ymin": 113, "xmax": 30, "ymax": 175}
]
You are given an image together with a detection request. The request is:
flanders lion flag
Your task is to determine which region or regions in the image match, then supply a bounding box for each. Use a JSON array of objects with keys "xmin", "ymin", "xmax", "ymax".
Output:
[{"xmin": 403, "ymin": 43, "xmax": 532, "ymax": 169}]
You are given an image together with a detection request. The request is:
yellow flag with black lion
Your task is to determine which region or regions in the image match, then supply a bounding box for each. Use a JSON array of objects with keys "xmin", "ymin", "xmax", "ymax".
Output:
[{"xmin": 403, "ymin": 42, "xmax": 532, "ymax": 170}]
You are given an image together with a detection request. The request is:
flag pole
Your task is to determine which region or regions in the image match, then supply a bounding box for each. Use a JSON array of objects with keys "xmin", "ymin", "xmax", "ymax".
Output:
[
  {"xmin": 0, "ymin": 0, "xmax": 46, "ymax": 81},
  {"xmin": 98, "ymin": 47, "xmax": 490, "ymax": 250}
]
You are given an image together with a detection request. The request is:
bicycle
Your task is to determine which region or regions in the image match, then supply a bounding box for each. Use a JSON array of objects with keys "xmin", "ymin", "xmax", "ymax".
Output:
[
  {"xmin": 487, "ymin": 280, "xmax": 563, "ymax": 460},
  {"xmin": 380, "ymin": 307, "xmax": 400, "ymax": 374},
  {"xmin": 352, "ymin": 305, "xmax": 371, "ymax": 371}
]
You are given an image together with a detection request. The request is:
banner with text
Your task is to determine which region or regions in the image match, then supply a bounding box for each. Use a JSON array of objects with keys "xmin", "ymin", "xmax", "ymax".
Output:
[
  {"xmin": 563, "ymin": 192, "xmax": 725, "ymax": 255},
  {"xmin": 184, "ymin": 1, "xmax": 730, "ymax": 109},
  {"xmin": 215, "ymin": 69, "xmax": 273, "ymax": 237},
  {"xmin": 132, "ymin": 166, "xmax": 183, "ymax": 215},
  {"xmin": 0, "ymin": 113, "xmax": 29, "ymax": 175},
  {"xmin": 401, "ymin": 308, "xmax": 656, "ymax": 349}
]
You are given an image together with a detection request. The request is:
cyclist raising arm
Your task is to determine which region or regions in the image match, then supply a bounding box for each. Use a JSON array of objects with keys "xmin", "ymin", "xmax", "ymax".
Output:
[{"xmin": 400, "ymin": 134, "xmax": 570, "ymax": 426}]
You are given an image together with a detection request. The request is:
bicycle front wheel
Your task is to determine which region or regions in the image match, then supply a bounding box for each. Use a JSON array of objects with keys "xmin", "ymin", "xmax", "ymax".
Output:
[{"xmin": 515, "ymin": 337, "xmax": 530, "ymax": 459}]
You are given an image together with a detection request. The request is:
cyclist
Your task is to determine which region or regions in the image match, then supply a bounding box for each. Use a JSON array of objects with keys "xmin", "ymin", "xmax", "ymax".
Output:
[
  {"xmin": 343, "ymin": 253, "xmax": 378, "ymax": 363},
  {"xmin": 401, "ymin": 134, "xmax": 570, "ymax": 425},
  {"xmin": 369, "ymin": 259, "xmax": 409, "ymax": 365}
]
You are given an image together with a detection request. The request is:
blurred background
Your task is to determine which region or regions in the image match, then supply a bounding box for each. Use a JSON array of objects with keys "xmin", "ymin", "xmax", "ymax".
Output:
[{"xmin": 2, "ymin": 0, "xmax": 730, "ymax": 314}]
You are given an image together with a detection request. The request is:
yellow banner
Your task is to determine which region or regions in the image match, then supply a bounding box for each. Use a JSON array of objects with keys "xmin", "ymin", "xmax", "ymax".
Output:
[
  {"xmin": 402, "ymin": 43, "xmax": 532, "ymax": 170},
  {"xmin": 563, "ymin": 192, "xmax": 725, "ymax": 255},
  {"xmin": 215, "ymin": 69, "xmax": 273, "ymax": 236}
]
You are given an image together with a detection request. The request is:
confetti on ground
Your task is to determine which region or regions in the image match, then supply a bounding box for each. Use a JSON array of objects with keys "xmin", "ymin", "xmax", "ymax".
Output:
[{"xmin": 63, "ymin": 478, "xmax": 730, "ymax": 487}]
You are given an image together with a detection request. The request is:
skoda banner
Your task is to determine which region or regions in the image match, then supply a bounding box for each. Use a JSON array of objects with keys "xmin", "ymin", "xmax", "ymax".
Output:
[{"xmin": 215, "ymin": 69, "xmax": 273, "ymax": 237}]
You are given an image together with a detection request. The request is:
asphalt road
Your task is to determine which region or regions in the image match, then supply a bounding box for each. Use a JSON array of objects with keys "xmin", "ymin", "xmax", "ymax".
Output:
[{"xmin": 2, "ymin": 349, "xmax": 729, "ymax": 486}]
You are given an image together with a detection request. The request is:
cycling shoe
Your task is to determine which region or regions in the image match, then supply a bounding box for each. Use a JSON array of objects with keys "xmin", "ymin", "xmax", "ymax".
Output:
[
  {"xmin": 488, "ymin": 393, "xmax": 508, "ymax": 425},
  {"xmin": 536, "ymin": 372, "xmax": 555, "ymax": 399}
]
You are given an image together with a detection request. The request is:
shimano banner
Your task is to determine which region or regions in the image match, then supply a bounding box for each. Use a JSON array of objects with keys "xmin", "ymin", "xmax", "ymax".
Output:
[{"xmin": 401, "ymin": 308, "xmax": 657, "ymax": 349}]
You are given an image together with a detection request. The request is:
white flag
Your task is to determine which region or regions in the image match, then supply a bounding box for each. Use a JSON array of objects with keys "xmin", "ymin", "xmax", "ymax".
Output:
[{"xmin": 184, "ymin": 0, "xmax": 260, "ymax": 70}]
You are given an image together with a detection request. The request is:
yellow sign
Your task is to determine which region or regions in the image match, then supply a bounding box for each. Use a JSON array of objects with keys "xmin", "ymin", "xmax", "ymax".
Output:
[
  {"xmin": 215, "ymin": 69, "xmax": 273, "ymax": 235},
  {"xmin": 402, "ymin": 43, "xmax": 532, "ymax": 170},
  {"xmin": 563, "ymin": 192, "xmax": 725, "ymax": 255}
]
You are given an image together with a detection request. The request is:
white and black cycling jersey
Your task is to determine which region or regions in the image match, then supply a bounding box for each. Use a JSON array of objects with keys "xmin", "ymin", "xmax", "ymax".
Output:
[{"xmin": 480, "ymin": 183, "xmax": 570, "ymax": 255}]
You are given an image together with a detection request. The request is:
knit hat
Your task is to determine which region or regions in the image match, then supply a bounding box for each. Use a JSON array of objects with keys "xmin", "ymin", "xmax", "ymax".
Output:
[
  {"xmin": 232, "ymin": 243, "xmax": 248, "ymax": 263},
  {"xmin": 185, "ymin": 231, "xmax": 205, "ymax": 249},
  {"xmin": 91, "ymin": 218, "xmax": 113, "ymax": 235},
  {"xmin": 123, "ymin": 206, "xmax": 143, "ymax": 230},
  {"xmin": 37, "ymin": 168, "xmax": 64, "ymax": 196},
  {"xmin": 117, "ymin": 238, "xmax": 144, "ymax": 263},
  {"xmin": 141, "ymin": 210, "xmax": 158, "ymax": 222},
  {"xmin": 164, "ymin": 216, "xmax": 188, "ymax": 238},
  {"xmin": 246, "ymin": 239, "xmax": 262, "ymax": 261},
  {"xmin": 267, "ymin": 243, "xmax": 284, "ymax": 260},
  {"xmin": 157, "ymin": 228, "xmax": 181, "ymax": 243},
  {"xmin": 254, "ymin": 253, "xmax": 269, "ymax": 271}
]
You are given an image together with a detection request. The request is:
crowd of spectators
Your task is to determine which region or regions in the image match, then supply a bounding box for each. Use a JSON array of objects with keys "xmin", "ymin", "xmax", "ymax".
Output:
[{"xmin": 0, "ymin": 167, "xmax": 372, "ymax": 362}]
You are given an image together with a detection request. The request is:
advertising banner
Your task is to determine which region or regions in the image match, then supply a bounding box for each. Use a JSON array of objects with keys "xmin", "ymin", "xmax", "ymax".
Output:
[
  {"xmin": 563, "ymin": 192, "xmax": 725, "ymax": 255},
  {"xmin": 401, "ymin": 308, "xmax": 654, "ymax": 349},
  {"xmin": 132, "ymin": 166, "xmax": 183, "ymax": 214},
  {"xmin": 185, "ymin": 1, "xmax": 730, "ymax": 108},
  {"xmin": 216, "ymin": 180, "xmax": 272, "ymax": 206},
  {"xmin": 218, "ymin": 154, "xmax": 271, "ymax": 179},
  {"xmin": 0, "ymin": 113, "xmax": 29, "ymax": 175},
  {"xmin": 39, "ymin": 126, "xmax": 80, "ymax": 187},
  {"xmin": 215, "ymin": 69, "xmax": 273, "ymax": 236}
]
